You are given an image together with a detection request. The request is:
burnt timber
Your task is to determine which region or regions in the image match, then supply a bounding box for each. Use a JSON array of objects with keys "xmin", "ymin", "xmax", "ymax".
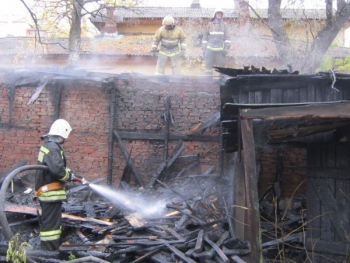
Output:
[{"xmin": 219, "ymin": 68, "xmax": 350, "ymax": 262}]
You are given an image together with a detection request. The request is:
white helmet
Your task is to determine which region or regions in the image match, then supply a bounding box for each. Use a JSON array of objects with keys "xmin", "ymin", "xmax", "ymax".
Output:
[
  {"xmin": 162, "ymin": 16, "xmax": 175, "ymax": 26},
  {"xmin": 213, "ymin": 8, "xmax": 224, "ymax": 19},
  {"xmin": 47, "ymin": 119, "xmax": 72, "ymax": 139}
]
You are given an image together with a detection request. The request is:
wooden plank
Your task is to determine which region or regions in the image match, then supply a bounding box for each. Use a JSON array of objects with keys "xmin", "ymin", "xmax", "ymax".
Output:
[
  {"xmin": 186, "ymin": 112, "xmax": 220, "ymax": 135},
  {"xmin": 270, "ymin": 89, "xmax": 282, "ymax": 103},
  {"xmin": 254, "ymin": 91, "xmax": 262, "ymax": 104},
  {"xmin": 5, "ymin": 203, "xmax": 112, "ymax": 226},
  {"xmin": 118, "ymin": 131, "xmax": 220, "ymax": 142},
  {"xmin": 164, "ymin": 96, "xmax": 171, "ymax": 160},
  {"xmin": 299, "ymin": 87, "xmax": 307, "ymax": 102},
  {"xmin": 147, "ymin": 140, "xmax": 184, "ymax": 188},
  {"xmin": 305, "ymin": 239, "xmax": 350, "ymax": 256},
  {"xmin": 241, "ymin": 101, "xmax": 350, "ymax": 120},
  {"xmin": 163, "ymin": 243, "xmax": 197, "ymax": 263},
  {"xmin": 308, "ymin": 168, "xmax": 350, "ymax": 180},
  {"xmin": 307, "ymin": 83, "xmax": 315, "ymax": 101},
  {"xmin": 335, "ymin": 178, "xmax": 349, "ymax": 242},
  {"xmin": 241, "ymin": 119, "xmax": 262, "ymax": 263},
  {"xmin": 233, "ymin": 152, "xmax": 245, "ymax": 241},
  {"xmin": 309, "ymin": 177, "xmax": 350, "ymax": 242},
  {"xmin": 124, "ymin": 213, "xmax": 147, "ymax": 229},
  {"xmin": 203, "ymin": 233, "xmax": 230, "ymax": 263},
  {"xmin": 194, "ymin": 229, "xmax": 204, "ymax": 253}
]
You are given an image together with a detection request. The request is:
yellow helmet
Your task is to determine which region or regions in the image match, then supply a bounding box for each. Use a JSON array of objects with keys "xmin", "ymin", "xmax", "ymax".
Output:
[
  {"xmin": 213, "ymin": 8, "xmax": 224, "ymax": 19},
  {"xmin": 162, "ymin": 16, "xmax": 175, "ymax": 26}
]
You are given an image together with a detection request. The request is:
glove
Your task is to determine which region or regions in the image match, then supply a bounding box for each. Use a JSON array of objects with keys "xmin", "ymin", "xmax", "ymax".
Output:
[
  {"xmin": 180, "ymin": 50, "xmax": 186, "ymax": 58},
  {"xmin": 151, "ymin": 49, "xmax": 157, "ymax": 57},
  {"xmin": 70, "ymin": 171, "xmax": 82, "ymax": 182}
]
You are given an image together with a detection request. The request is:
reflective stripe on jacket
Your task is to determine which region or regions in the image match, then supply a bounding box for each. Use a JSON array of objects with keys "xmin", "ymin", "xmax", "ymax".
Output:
[
  {"xmin": 202, "ymin": 20, "xmax": 231, "ymax": 51},
  {"xmin": 35, "ymin": 140, "xmax": 70, "ymax": 202},
  {"xmin": 152, "ymin": 25, "xmax": 186, "ymax": 57}
]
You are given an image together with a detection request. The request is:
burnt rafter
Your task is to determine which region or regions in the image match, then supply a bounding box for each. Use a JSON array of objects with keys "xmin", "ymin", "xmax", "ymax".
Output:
[{"xmin": 240, "ymin": 101, "xmax": 350, "ymax": 120}]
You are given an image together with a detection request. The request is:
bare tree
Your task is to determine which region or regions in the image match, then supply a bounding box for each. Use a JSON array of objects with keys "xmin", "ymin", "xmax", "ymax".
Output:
[
  {"xmin": 20, "ymin": 0, "xmax": 143, "ymax": 66},
  {"xmin": 266, "ymin": 0, "xmax": 350, "ymax": 73}
]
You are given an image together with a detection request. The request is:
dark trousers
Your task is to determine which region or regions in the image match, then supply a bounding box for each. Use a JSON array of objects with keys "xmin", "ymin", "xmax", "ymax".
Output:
[
  {"xmin": 40, "ymin": 201, "xmax": 62, "ymax": 251},
  {"xmin": 205, "ymin": 50, "xmax": 226, "ymax": 74}
]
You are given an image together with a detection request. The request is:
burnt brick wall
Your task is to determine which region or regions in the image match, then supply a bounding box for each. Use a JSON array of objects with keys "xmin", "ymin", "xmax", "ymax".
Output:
[
  {"xmin": 0, "ymin": 74, "xmax": 221, "ymax": 187},
  {"xmin": 257, "ymin": 147, "xmax": 307, "ymax": 200}
]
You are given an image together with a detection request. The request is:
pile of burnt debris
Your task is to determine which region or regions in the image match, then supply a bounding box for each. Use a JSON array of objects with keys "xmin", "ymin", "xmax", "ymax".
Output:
[{"xmin": 0, "ymin": 160, "xmax": 307, "ymax": 263}]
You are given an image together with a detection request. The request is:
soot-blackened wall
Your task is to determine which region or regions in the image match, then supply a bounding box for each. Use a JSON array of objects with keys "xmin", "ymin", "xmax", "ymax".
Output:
[{"xmin": 0, "ymin": 73, "xmax": 221, "ymax": 186}]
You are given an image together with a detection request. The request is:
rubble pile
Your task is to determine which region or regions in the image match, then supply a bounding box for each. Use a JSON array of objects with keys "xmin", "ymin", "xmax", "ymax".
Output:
[{"xmin": 1, "ymin": 168, "xmax": 251, "ymax": 263}]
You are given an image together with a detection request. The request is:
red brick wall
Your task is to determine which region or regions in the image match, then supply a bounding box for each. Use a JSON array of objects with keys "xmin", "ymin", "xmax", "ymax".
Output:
[
  {"xmin": 0, "ymin": 75, "xmax": 221, "ymax": 187},
  {"xmin": 0, "ymin": 72, "xmax": 307, "ymax": 197},
  {"xmin": 257, "ymin": 147, "xmax": 307, "ymax": 200}
]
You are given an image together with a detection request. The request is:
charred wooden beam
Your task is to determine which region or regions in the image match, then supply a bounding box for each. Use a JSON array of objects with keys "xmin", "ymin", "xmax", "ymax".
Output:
[
  {"xmin": 118, "ymin": 131, "xmax": 220, "ymax": 142},
  {"xmin": 164, "ymin": 96, "xmax": 171, "ymax": 160},
  {"xmin": 203, "ymin": 233, "xmax": 229, "ymax": 263},
  {"xmin": 52, "ymin": 82, "xmax": 63, "ymax": 121},
  {"xmin": 113, "ymin": 130, "xmax": 144, "ymax": 187},
  {"xmin": 241, "ymin": 119, "xmax": 262, "ymax": 263},
  {"xmin": 194, "ymin": 229, "xmax": 204, "ymax": 253},
  {"xmin": 130, "ymin": 247, "xmax": 162, "ymax": 263},
  {"xmin": 147, "ymin": 140, "xmax": 184, "ymax": 188},
  {"xmin": 240, "ymin": 101, "xmax": 350, "ymax": 120},
  {"xmin": 163, "ymin": 242, "xmax": 197, "ymax": 263},
  {"xmin": 186, "ymin": 112, "xmax": 220, "ymax": 135},
  {"xmin": 231, "ymin": 255, "xmax": 247, "ymax": 263}
]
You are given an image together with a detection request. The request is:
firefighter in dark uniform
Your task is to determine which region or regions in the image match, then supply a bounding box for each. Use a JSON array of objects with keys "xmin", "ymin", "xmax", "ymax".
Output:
[
  {"xmin": 202, "ymin": 8, "xmax": 231, "ymax": 75},
  {"xmin": 151, "ymin": 15, "xmax": 187, "ymax": 75},
  {"xmin": 35, "ymin": 119, "xmax": 83, "ymax": 251}
]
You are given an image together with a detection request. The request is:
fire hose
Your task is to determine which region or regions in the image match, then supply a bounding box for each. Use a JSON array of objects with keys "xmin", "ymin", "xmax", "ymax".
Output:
[{"xmin": 0, "ymin": 165, "xmax": 48, "ymax": 263}]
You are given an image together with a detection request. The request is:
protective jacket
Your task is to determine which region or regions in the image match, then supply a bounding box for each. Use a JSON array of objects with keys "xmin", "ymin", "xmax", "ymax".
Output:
[
  {"xmin": 151, "ymin": 25, "xmax": 186, "ymax": 57},
  {"xmin": 35, "ymin": 139, "xmax": 71, "ymax": 202},
  {"xmin": 202, "ymin": 20, "xmax": 231, "ymax": 52}
]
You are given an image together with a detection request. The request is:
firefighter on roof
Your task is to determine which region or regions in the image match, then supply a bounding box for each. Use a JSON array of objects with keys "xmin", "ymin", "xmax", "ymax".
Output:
[
  {"xmin": 35, "ymin": 119, "xmax": 85, "ymax": 251},
  {"xmin": 151, "ymin": 15, "xmax": 187, "ymax": 75},
  {"xmin": 202, "ymin": 8, "xmax": 231, "ymax": 75}
]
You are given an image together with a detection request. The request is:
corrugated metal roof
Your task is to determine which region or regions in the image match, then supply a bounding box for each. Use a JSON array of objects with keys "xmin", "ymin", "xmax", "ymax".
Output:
[
  {"xmin": 90, "ymin": 7, "xmax": 327, "ymax": 23},
  {"xmin": 0, "ymin": 35, "xmax": 346, "ymax": 59}
]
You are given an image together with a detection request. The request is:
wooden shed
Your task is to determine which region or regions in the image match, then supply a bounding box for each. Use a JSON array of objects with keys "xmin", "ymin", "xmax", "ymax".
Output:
[{"xmin": 219, "ymin": 68, "xmax": 350, "ymax": 262}]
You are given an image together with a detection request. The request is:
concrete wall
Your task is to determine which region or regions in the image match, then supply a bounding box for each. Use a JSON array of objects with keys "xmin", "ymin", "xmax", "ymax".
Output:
[{"xmin": 0, "ymin": 72, "xmax": 221, "ymax": 187}]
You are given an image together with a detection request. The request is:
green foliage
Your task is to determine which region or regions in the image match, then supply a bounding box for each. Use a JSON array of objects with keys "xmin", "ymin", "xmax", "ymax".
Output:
[
  {"xmin": 316, "ymin": 55, "xmax": 334, "ymax": 71},
  {"xmin": 317, "ymin": 55, "xmax": 350, "ymax": 73},
  {"xmin": 6, "ymin": 233, "xmax": 32, "ymax": 263},
  {"xmin": 69, "ymin": 252, "xmax": 76, "ymax": 260}
]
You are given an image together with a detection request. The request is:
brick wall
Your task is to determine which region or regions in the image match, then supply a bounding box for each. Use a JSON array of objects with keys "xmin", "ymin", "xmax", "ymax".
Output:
[
  {"xmin": 257, "ymin": 147, "xmax": 307, "ymax": 200},
  {"xmin": 0, "ymin": 74, "xmax": 221, "ymax": 187},
  {"xmin": 0, "ymin": 71, "xmax": 307, "ymax": 198}
]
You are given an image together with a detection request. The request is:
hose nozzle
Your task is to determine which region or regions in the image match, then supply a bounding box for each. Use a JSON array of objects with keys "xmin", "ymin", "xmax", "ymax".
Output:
[{"xmin": 82, "ymin": 178, "xmax": 89, "ymax": 185}]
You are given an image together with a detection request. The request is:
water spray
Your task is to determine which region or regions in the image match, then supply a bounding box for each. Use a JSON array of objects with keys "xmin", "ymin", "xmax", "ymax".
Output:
[{"xmin": 88, "ymin": 184, "xmax": 167, "ymax": 219}]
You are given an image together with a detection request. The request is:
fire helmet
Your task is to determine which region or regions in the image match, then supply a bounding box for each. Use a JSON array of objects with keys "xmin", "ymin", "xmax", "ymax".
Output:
[
  {"xmin": 162, "ymin": 16, "xmax": 175, "ymax": 26},
  {"xmin": 213, "ymin": 8, "xmax": 224, "ymax": 19},
  {"xmin": 46, "ymin": 119, "xmax": 72, "ymax": 139}
]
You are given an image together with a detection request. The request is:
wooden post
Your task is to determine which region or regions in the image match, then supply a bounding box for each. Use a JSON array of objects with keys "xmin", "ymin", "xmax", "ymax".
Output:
[
  {"xmin": 164, "ymin": 96, "xmax": 171, "ymax": 161},
  {"xmin": 107, "ymin": 82, "xmax": 116, "ymax": 185},
  {"xmin": 241, "ymin": 119, "xmax": 262, "ymax": 263},
  {"xmin": 233, "ymin": 152, "xmax": 245, "ymax": 241}
]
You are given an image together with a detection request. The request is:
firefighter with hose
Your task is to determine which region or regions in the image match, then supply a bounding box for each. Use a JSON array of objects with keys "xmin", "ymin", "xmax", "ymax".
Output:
[{"xmin": 34, "ymin": 119, "xmax": 87, "ymax": 251}]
